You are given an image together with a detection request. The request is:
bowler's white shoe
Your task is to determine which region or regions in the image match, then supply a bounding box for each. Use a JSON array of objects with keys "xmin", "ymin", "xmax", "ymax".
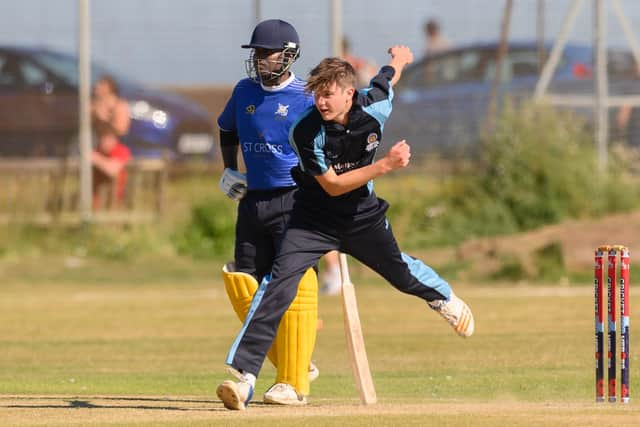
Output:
[
  {"xmin": 308, "ymin": 361, "xmax": 320, "ymax": 383},
  {"xmin": 216, "ymin": 379, "xmax": 254, "ymax": 410},
  {"xmin": 263, "ymin": 383, "xmax": 307, "ymax": 405},
  {"xmin": 429, "ymin": 292, "xmax": 475, "ymax": 337}
]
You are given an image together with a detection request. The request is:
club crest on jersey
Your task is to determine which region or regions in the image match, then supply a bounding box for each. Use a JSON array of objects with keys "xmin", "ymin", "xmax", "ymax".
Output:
[
  {"xmin": 275, "ymin": 103, "xmax": 289, "ymax": 117},
  {"xmin": 245, "ymin": 105, "xmax": 256, "ymax": 114},
  {"xmin": 365, "ymin": 133, "xmax": 379, "ymax": 151}
]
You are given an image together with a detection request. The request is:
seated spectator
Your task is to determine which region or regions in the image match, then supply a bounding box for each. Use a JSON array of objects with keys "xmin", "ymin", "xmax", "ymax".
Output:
[
  {"xmin": 92, "ymin": 75, "xmax": 131, "ymax": 137},
  {"xmin": 91, "ymin": 75, "xmax": 132, "ymax": 210},
  {"xmin": 91, "ymin": 121, "xmax": 131, "ymax": 210}
]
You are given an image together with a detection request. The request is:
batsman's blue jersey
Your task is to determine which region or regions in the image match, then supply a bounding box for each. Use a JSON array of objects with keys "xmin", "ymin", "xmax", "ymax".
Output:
[{"xmin": 218, "ymin": 74, "xmax": 314, "ymax": 190}]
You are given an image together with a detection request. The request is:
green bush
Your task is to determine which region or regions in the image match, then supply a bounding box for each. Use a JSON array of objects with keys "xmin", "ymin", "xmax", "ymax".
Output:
[
  {"xmin": 173, "ymin": 196, "xmax": 236, "ymax": 259},
  {"xmin": 423, "ymin": 103, "xmax": 639, "ymax": 246}
]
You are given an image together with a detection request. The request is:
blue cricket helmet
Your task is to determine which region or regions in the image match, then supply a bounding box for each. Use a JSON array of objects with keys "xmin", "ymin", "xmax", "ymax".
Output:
[
  {"xmin": 242, "ymin": 19, "xmax": 300, "ymax": 50},
  {"xmin": 242, "ymin": 19, "xmax": 301, "ymax": 83}
]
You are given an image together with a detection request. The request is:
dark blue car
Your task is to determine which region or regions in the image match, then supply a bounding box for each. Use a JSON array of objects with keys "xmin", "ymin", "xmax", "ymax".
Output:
[
  {"xmin": 384, "ymin": 41, "xmax": 639, "ymax": 156},
  {"xmin": 0, "ymin": 45, "xmax": 215, "ymax": 160}
]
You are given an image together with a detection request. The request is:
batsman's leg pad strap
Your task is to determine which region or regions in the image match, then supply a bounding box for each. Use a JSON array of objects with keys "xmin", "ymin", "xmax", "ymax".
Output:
[
  {"xmin": 221, "ymin": 265, "xmax": 259, "ymax": 318},
  {"xmin": 221, "ymin": 264, "xmax": 278, "ymax": 367},
  {"xmin": 275, "ymin": 267, "xmax": 318, "ymax": 395}
]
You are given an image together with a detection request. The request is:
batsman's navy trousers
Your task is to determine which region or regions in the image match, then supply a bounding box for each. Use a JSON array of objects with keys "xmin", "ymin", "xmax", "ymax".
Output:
[
  {"xmin": 226, "ymin": 209, "xmax": 452, "ymax": 377},
  {"xmin": 234, "ymin": 187, "xmax": 297, "ymax": 282}
]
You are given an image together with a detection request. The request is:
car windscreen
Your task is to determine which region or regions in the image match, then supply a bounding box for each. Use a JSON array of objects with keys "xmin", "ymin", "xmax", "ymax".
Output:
[{"xmin": 30, "ymin": 50, "xmax": 136, "ymax": 87}]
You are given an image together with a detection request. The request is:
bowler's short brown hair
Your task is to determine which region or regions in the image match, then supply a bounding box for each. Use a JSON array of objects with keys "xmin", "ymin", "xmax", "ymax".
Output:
[{"xmin": 305, "ymin": 57, "xmax": 357, "ymax": 94}]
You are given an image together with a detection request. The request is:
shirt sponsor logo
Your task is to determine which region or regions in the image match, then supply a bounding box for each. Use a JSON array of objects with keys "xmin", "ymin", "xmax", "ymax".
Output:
[
  {"xmin": 333, "ymin": 161, "xmax": 359, "ymax": 174},
  {"xmin": 365, "ymin": 133, "xmax": 379, "ymax": 151},
  {"xmin": 242, "ymin": 141, "xmax": 284, "ymax": 154},
  {"xmin": 275, "ymin": 103, "xmax": 289, "ymax": 118},
  {"xmin": 245, "ymin": 105, "xmax": 256, "ymax": 114}
]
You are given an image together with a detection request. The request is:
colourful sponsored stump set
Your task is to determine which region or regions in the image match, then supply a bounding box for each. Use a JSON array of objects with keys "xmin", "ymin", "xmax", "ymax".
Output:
[{"xmin": 594, "ymin": 245, "xmax": 630, "ymax": 403}]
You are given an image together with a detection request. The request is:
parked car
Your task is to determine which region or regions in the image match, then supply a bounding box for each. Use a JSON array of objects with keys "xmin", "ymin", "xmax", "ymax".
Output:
[
  {"xmin": 384, "ymin": 41, "xmax": 640, "ymax": 156},
  {"xmin": 0, "ymin": 45, "xmax": 215, "ymax": 161}
]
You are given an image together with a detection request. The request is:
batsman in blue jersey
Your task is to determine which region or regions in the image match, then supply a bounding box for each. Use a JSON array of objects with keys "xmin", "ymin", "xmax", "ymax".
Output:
[
  {"xmin": 217, "ymin": 45, "xmax": 476, "ymax": 411},
  {"xmin": 216, "ymin": 19, "xmax": 318, "ymax": 407}
]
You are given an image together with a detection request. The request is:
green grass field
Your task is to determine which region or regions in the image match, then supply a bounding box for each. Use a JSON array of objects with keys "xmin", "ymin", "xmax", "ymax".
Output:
[{"xmin": 1, "ymin": 263, "xmax": 639, "ymax": 426}]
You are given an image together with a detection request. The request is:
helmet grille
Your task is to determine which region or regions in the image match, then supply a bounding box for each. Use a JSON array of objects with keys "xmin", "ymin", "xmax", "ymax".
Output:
[{"xmin": 245, "ymin": 45, "xmax": 300, "ymax": 84}]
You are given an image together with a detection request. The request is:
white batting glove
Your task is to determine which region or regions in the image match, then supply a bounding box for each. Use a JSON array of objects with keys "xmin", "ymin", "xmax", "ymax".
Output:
[{"xmin": 219, "ymin": 168, "xmax": 247, "ymax": 201}]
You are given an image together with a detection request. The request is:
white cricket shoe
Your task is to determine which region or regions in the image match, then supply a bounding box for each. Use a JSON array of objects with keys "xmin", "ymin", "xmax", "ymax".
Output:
[
  {"xmin": 428, "ymin": 292, "xmax": 475, "ymax": 337},
  {"xmin": 308, "ymin": 361, "xmax": 320, "ymax": 383},
  {"xmin": 216, "ymin": 373, "xmax": 254, "ymax": 411},
  {"xmin": 263, "ymin": 382, "xmax": 307, "ymax": 405}
]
